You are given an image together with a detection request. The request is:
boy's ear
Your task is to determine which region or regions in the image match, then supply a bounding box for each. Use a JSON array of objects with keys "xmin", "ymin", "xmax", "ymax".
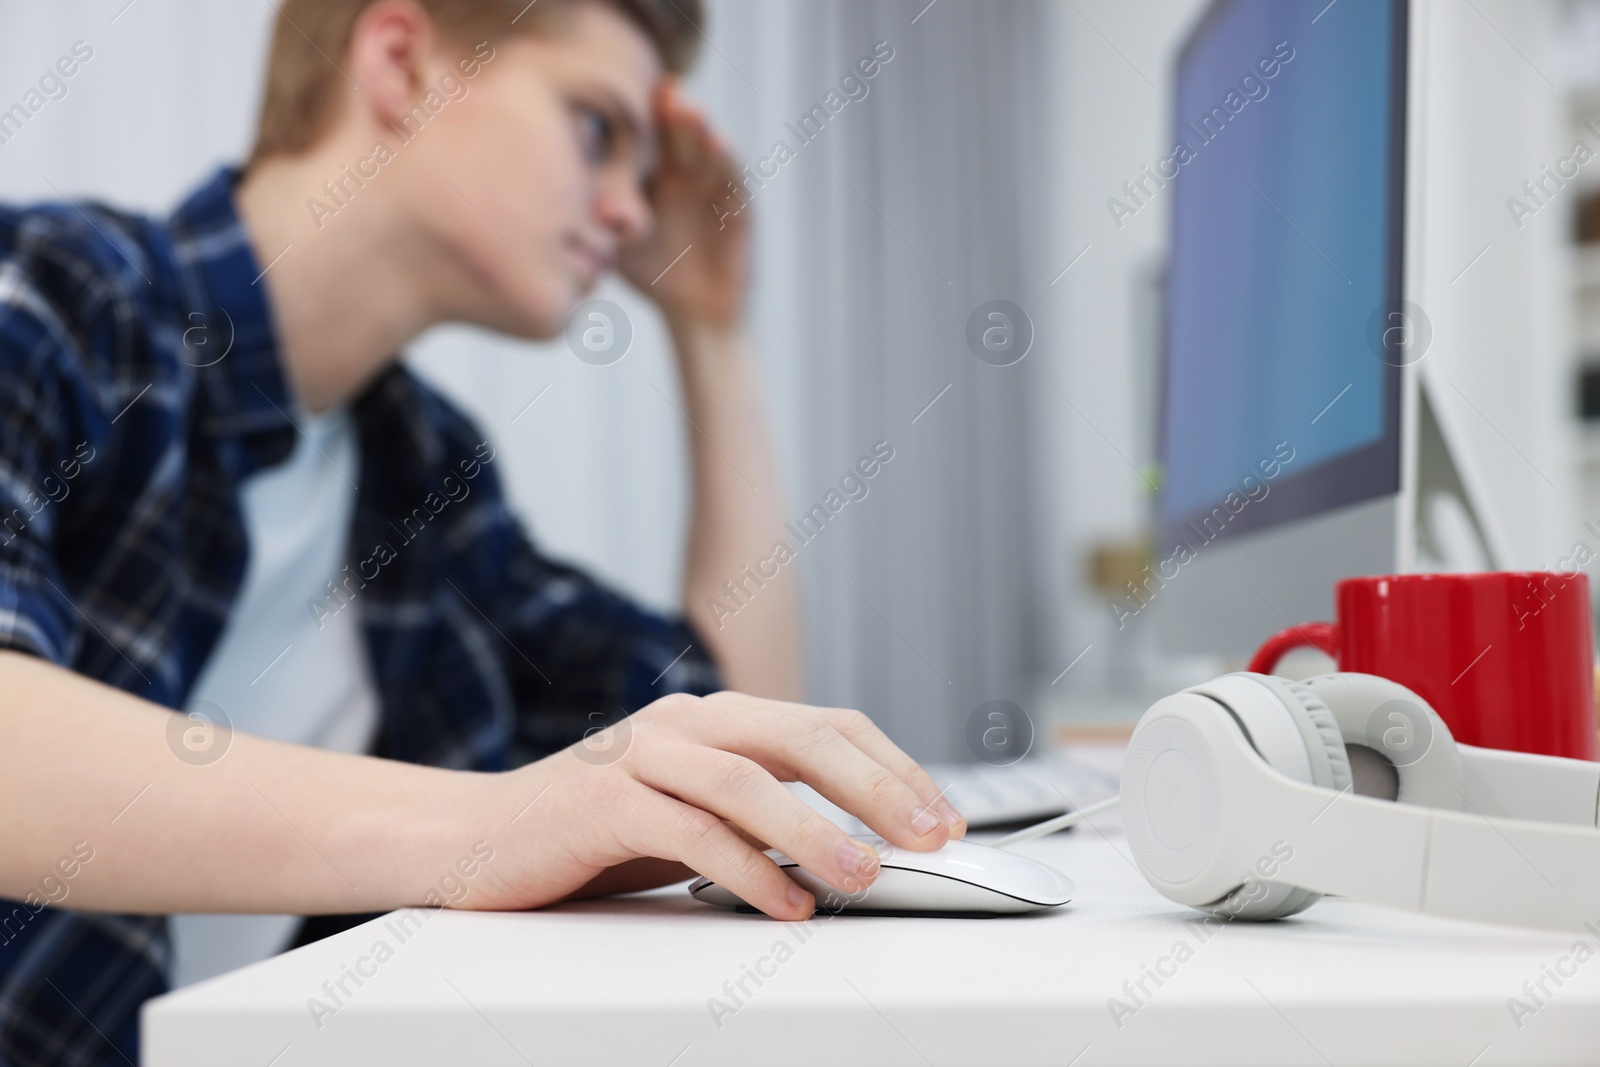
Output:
[{"xmin": 346, "ymin": 0, "xmax": 440, "ymax": 132}]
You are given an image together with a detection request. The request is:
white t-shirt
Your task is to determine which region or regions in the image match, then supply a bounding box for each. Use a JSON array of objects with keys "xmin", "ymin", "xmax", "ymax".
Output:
[{"xmin": 168, "ymin": 409, "xmax": 380, "ymax": 988}]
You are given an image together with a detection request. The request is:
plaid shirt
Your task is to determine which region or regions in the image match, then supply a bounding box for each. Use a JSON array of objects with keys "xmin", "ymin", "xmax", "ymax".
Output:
[{"xmin": 0, "ymin": 166, "xmax": 721, "ymax": 1066}]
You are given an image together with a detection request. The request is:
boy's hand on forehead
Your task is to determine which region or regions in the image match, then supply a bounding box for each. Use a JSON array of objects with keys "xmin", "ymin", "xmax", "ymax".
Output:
[{"xmin": 617, "ymin": 79, "xmax": 748, "ymax": 332}]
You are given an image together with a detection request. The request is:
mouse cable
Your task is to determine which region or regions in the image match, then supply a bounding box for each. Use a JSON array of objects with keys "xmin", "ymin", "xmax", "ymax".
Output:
[{"xmin": 987, "ymin": 795, "xmax": 1122, "ymax": 850}]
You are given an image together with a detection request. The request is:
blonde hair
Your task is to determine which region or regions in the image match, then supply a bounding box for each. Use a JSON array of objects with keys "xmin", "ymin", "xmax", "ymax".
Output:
[{"xmin": 247, "ymin": 0, "xmax": 702, "ymax": 166}]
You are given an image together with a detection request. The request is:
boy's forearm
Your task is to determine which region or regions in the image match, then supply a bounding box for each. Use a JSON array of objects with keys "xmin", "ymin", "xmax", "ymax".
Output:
[
  {"xmin": 669, "ymin": 319, "xmax": 806, "ymax": 702},
  {"xmin": 0, "ymin": 650, "xmax": 499, "ymax": 915}
]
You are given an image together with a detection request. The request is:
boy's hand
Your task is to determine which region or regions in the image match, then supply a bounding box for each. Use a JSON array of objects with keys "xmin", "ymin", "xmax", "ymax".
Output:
[
  {"xmin": 472, "ymin": 691, "xmax": 967, "ymax": 920},
  {"xmin": 617, "ymin": 80, "xmax": 749, "ymax": 332}
]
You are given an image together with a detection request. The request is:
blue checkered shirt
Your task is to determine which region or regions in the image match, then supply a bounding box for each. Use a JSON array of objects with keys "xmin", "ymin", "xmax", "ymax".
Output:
[{"xmin": 0, "ymin": 166, "xmax": 721, "ymax": 1066}]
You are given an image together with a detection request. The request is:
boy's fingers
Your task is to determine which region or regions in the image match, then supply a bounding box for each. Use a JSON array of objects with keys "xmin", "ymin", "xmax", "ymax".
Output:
[
  {"xmin": 665, "ymin": 111, "xmax": 705, "ymax": 172},
  {"xmin": 628, "ymin": 739, "xmax": 882, "ymax": 895},
  {"xmin": 675, "ymin": 693, "xmax": 965, "ymax": 844},
  {"xmin": 815, "ymin": 704, "xmax": 967, "ymax": 838},
  {"xmin": 626, "ymin": 787, "xmax": 814, "ymax": 920}
]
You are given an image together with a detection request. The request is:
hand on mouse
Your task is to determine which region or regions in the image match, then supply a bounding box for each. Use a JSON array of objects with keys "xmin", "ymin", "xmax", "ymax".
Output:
[{"xmin": 462, "ymin": 691, "xmax": 966, "ymax": 920}]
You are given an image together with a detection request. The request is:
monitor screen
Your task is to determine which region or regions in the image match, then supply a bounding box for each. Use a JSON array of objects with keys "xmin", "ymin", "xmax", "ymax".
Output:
[{"xmin": 1157, "ymin": 0, "xmax": 1406, "ymax": 550}]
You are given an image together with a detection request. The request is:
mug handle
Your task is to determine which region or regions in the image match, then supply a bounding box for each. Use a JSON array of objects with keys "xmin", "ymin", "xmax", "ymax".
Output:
[{"xmin": 1247, "ymin": 622, "xmax": 1339, "ymax": 675}]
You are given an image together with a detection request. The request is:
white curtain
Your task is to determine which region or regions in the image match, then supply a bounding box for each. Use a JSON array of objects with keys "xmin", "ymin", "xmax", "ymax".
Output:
[
  {"xmin": 0, "ymin": 0, "xmax": 1057, "ymax": 762},
  {"xmin": 677, "ymin": 0, "xmax": 1057, "ymax": 759}
]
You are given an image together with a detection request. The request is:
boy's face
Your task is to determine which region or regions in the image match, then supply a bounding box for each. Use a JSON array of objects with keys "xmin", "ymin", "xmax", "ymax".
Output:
[{"xmin": 412, "ymin": 3, "xmax": 663, "ymax": 339}]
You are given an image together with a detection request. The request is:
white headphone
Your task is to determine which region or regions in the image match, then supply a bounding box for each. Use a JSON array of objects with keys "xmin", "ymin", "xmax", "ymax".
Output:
[{"xmin": 1121, "ymin": 671, "xmax": 1600, "ymax": 932}]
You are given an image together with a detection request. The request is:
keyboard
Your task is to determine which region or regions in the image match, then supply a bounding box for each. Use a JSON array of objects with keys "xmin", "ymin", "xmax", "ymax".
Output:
[{"xmin": 791, "ymin": 751, "xmax": 1119, "ymax": 835}]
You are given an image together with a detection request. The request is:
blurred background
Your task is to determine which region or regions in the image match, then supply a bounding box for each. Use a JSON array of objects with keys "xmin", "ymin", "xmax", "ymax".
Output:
[{"xmin": 2, "ymin": 0, "xmax": 1596, "ymax": 761}]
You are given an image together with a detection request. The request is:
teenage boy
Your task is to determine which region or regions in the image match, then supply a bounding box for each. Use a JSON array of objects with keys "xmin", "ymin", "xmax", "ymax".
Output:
[{"xmin": 0, "ymin": 1, "xmax": 965, "ymax": 1062}]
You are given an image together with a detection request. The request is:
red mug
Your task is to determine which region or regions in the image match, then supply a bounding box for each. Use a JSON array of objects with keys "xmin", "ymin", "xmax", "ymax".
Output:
[{"xmin": 1248, "ymin": 572, "xmax": 1598, "ymax": 761}]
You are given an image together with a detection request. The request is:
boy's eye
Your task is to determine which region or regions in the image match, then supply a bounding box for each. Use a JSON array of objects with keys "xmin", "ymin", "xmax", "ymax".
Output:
[{"xmin": 574, "ymin": 107, "xmax": 615, "ymax": 164}]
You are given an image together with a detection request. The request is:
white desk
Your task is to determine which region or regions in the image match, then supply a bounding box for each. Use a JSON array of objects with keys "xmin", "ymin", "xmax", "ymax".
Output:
[{"xmin": 144, "ymin": 812, "xmax": 1600, "ymax": 1067}]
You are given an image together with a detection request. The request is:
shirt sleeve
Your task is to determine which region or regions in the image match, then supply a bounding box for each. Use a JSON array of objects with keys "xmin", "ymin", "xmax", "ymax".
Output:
[
  {"xmin": 0, "ymin": 273, "xmax": 91, "ymax": 667},
  {"xmin": 495, "ymin": 525, "xmax": 724, "ymax": 765}
]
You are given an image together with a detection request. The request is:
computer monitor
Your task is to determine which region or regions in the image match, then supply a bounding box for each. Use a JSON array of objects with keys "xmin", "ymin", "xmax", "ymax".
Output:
[{"xmin": 1153, "ymin": 0, "xmax": 1412, "ymax": 654}]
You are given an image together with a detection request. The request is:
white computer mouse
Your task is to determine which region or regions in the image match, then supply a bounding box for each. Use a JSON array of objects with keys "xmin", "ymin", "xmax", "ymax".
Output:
[{"xmin": 687, "ymin": 834, "xmax": 1075, "ymax": 916}]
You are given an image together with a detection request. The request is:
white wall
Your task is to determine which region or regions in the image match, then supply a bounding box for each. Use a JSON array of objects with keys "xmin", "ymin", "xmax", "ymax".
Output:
[
  {"xmin": 0, "ymin": 3, "xmax": 273, "ymax": 207},
  {"xmin": 1041, "ymin": 0, "xmax": 1210, "ymax": 696}
]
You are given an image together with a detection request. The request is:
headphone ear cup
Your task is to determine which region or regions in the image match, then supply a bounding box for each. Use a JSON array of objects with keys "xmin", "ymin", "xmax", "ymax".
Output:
[
  {"xmin": 1208, "ymin": 675, "xmax": 1350, "ymax": 921},
  {"xmin": 1265, "ymin": 676, "xmax": 1354, "ymax": 794},
  {"xmin": 1298, "ymin": 672, "xmax": 1463, "ymax": 811}
]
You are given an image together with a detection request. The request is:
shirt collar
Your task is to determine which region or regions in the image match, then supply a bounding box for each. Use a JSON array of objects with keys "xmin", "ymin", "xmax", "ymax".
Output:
[{"xmin": 165, "ymin": 165, "xmax": 298, "ymax": 473}]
